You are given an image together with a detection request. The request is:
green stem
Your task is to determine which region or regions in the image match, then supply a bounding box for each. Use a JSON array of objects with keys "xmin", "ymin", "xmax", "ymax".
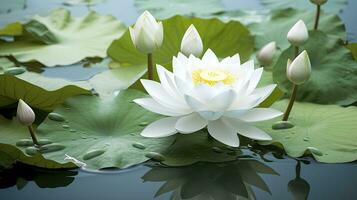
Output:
[
  {"xmin": 147, "ymin": 53, "xmax": 153, "ymax": 80},
  {"xmin": 294, "ymin": 46, "xmax": 299, "ymax": 58},
  {"xmin": 314, "ymin": 5, "xmax": 321, "ymax": 30},
  {"xmin": 283, "ymin": 84, "xmax": 298, "ymax": 121},
  {"xmin": 28, "ymin": 125, "xmax": 39, "ymax": 146}
]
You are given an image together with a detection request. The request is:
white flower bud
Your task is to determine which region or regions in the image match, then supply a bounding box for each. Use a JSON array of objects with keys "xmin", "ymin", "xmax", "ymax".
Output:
[
  {"xmin": 17, "ymin": 99, "xmax": 35, "ymax": 126},
  {"xmin": 257, "ymin": 41, "xmax": 276, "ymax": 66},
  {"xmin": 129, "ymin": 10, "xmax": 163, "ymax": 54},
  {"xmin": 309, "ymin": 0, "xmax": 328, "ymax": 5},
  {"xmin": 287, "ymin": 50, "xmax": 311, "ymax": 85},
  {"xmin": 180, "ymin": 24, "xmax": 203, "ymax": 57},
  {"xmin": 287, "ymin": 20, "xmax": 309, "ymax": 46}
]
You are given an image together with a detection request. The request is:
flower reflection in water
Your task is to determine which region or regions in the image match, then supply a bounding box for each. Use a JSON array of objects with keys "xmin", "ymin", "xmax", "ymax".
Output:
[{"xmin": 142, "ymin": 159, "xmax": 279, "ymax": 200}]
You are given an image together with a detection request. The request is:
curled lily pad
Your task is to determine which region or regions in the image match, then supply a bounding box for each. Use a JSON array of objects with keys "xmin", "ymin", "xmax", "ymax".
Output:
[
  {"xmin": 0, "ymin": 8, "xmax": 126, "ymax": 66},
  {"xmin": 0, "ymin": 72, "xmax": 91, "ymax": 111},
  {"xmin": 143, "ymin": 159, "xmax": 278, "ymax": 199},
  {"xmin": 108, "ymin": 15, "xmax": 254, "ymax": 67},
  {"xmin": 261, "ymin": 0, "xmax": 347, "ymax": 13},
  {"xmin": 273, "ymin": 31, "xmax": 357, "ymax": 105},
  {"xmin": 256, "ymin": 100, "xmax": 357, "ymax": 163},
  {"xmin": 249, "ymin": 8, "xmax": 345, "ymax": 50},
  {"xmin": 134, "ymin": 0, "xmax": 224, "ymax": 19},
  {"xmin": 36, "ymin": 90, "xmax": 175, "ymax": 169}
]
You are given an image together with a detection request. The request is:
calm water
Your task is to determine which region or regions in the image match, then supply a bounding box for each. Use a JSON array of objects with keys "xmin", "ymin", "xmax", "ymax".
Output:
[{"xmin": 0, "ymin": 0, "xmax": 357, "ymax": 199}]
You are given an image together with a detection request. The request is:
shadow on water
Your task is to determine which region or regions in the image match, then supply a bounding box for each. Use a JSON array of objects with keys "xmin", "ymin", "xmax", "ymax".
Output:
[{"xmin": 0, "ymin": 164, "xmax": 77, "ymax": 189}]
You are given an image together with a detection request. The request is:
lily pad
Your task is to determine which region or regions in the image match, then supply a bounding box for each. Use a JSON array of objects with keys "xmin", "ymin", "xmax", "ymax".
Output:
[
  {"xmin": 0, "ymin": 8, "xmax": 126, "ymax": 66},
  {"xmin": 0, "ymin": 117, "xmax": 77, "ymax": 169},
  {"xmin": 35, "ymin": 90, "xmax": 175, "ymax": 169},
  {"xmin": 346, "ymin": 43, "xmax": 357, "ymax": 60},
  {"xmin": 256, "ymin": 100, "xmax": 357, "ymax": 163},
  {"xmin": 0, "ymin": 0, "xmax": 26, "ymax": 14},
  {"xmin": 249, "ymin": 8, "xmax": 345, "ymax": 49},
  {"xmin": 0, "ymin": 72, "xmax": 91, "ymax": 111},
  {"xmin": 88, "ymin": 63, "xmax": 146, "ymax": 98},
  {"xmin": 108, "ymin": 15, "xmax": 254, "ymax": 73},
  {"xmin": 0, "ymin": 22, "xmax": 23, "ymax": 36},
  {"xmin": 273, "ymin": 31, "xmax": 357, "ymax": 105},
  {"xmin": 143, "ymin": 159, "xmax": 278, "ymax": 199},
  {"xmin": 134, "ymin": 0, "xmax": 224, "ymax": 19},
  {"xmin": 261, "ymin": 0, "xmax": 347, "ymax": 13}
]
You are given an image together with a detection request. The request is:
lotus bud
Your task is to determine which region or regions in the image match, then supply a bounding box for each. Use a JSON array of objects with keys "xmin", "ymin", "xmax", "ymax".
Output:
[
  {"xmin": 180, "ymin": 25, "xmax": 203, "ymax": 57},
  {"xmin": 17, "ymin": 99, "xmax": 35, "ymax": 126},
  {"xmin": 257, "ymin": 41, "xmax": 276, "ymax": 66},
  {"xmin": 287, "ymin": 50, "xmax": 311, "ymax": 85},
  {"xmin": 287, "ymin": 20, "xmax": 309, "ymax": 46},
  {"xmin": 129, "ymin": 10, "xmax": 163, "ymax": 54},
  {"xmin": 309, "ymin": 0, "xmax": 328, "ymax": 5}
]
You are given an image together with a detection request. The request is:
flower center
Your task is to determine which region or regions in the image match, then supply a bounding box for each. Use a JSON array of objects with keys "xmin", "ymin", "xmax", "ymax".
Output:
[{"xmin": 192, "ymin": 69, "xmax": 235, "ymax": 86}]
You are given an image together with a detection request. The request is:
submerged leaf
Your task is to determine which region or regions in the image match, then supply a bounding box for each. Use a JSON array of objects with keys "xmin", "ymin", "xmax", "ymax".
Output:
[
  {"xmin": 0, "ymin": 8, "xmax": 126, "ymax": 66},
  {"xmin": 273, "ymin": 31, "xmax": 357, "ymax": 105},
  {"xmin": 257, "ymin": 100, "xmax": 357, "ymax": 163}
]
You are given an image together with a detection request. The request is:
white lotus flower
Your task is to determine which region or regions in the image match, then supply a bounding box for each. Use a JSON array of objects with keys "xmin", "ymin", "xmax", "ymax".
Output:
[
  {"xmin": 129, "ymin": 11, "xmax": 163, "ymax": 54},
  {"xmin": 287, "ymin": 50, "xmax": 311, "ymax": 85},
  {"xmin": 134, "ymin": 49, "xmax": 283, "ymax": 147},
  {"xmin": 17, "ymin": 99, "xmax": 35, "ymax": 126},
  {"xmin": 180, "ymin": 25, "xmax": 203, "ymax": 57},
  {"xmin": 287, "ymin": 20, "xmax": 309, "ymax": 46},
  {"xmin": 309, "ymin": 0, "xmax": 328, "ymax": 5},
  {"xmin": 257, "ymin": 41, "xmax": 276, "ymax": 66}
]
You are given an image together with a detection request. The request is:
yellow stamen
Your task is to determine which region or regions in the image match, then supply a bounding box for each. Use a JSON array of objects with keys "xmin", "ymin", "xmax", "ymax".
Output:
[{"xmin": 192, "ymin": 68, "xmax": 235, "ymax": 86}]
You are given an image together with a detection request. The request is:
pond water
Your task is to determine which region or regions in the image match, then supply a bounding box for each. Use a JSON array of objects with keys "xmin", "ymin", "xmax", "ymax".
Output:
[{"xmin": 0, "ymin": 0, "xmax": 357, "ymax": 199}]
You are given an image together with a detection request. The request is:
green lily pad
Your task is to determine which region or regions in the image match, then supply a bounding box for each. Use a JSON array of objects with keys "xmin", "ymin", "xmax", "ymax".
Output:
[
  {"xmin": 108, "ymin": 15, "xmax": 254, "ymax": 67},
  {"xmin": 346, "ymin": 43, "xmax": 357, "ymax": 60},
  {"xmin": 134, "ymin": 0, "xmax": 224, "ymax": 19},
  {"xmin": 0, "ymin": 118, "xmax": 77, "ymax": 169},
  {"xmin": 249, "ymin": 8, "xmax": 345, "ymax": 50},
  {"xmin": 0, "ymin": 8, "xmax": 126, "ymax": 66},
  {"xmin": 0, "ymin": 72, "xmax": 91, "ymax": 111},
  {"xmin": 35, "ymin": 89, "xmax": 175, "ymax": 169},
  {"xmin": 63, "ymin": 0, "xmax": 105, "ymax": 6},
  {"xmin": 0, "ymin": 0, "xmax": 26, "ymax": 14},
  {"xmin": 261, "ymin": 0, "xmax": 347, "ymax": 13},
  {"xmin": 273, "ymin": 31, "xmax": 357, "ymax": 105},
  {"xmin": 256, "ymin": 100, "xmax": 357, "ymax": 163},
  {"xmin": 0, "ymin": 22, "xmax": 23, "ymax": 36},
  {"xmin": 143, "ymin": 159, "xmax": 278, "ymax": 199}
]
